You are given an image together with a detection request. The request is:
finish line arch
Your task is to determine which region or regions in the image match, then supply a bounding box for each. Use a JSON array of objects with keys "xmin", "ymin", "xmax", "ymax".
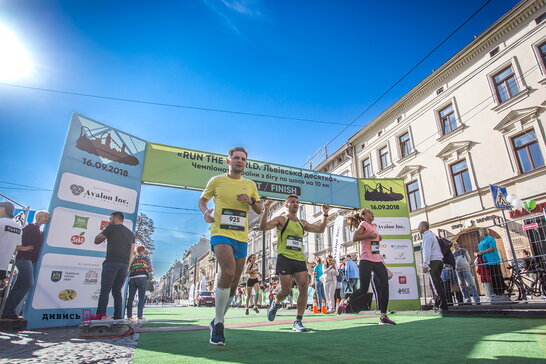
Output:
[{"xmin": 25, "ymin": 113, "xmax": 419, "ymax": 329}]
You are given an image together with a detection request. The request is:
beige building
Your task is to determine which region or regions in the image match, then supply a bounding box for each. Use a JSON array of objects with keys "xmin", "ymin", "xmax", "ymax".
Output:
[{"xmin": 248, "ymin": 0, "xmax": 546, "ymax": 273}]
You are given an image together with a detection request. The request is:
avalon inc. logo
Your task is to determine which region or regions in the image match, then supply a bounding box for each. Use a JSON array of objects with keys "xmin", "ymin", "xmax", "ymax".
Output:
[
  {"xmin": 70, "ymin": 184, "xmax": 85, "ymax": 196},
  {"xmin": 51, "ymin": 271, "xmax": 63, "ymax": 282}
]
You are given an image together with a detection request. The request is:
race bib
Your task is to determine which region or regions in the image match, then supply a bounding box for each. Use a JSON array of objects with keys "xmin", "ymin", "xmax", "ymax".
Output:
[
  {"xmin": 220, "ymin": 209, "xmax": 246, "ymax": 231},
  {"xmin": 286, "ymin": 235, "xmax": 303, "ymax": 251},
  {"xmin": 371, "ymin": 241, "xmax": 380, "ymax": 254}
]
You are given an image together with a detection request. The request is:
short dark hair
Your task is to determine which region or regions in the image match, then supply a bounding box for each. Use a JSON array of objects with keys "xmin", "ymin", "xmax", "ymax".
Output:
[
  {"xmin": 136, "ymin": 246, "xmax": 146, "ymax": 254},
  {"xmin": 228, "ymin": 146, "xmax": 248, "ymax": 158},
  {"xmin": 346, "ymin": 254, "xmax": 352, "ymax": 259},
  {"xmin": 111, "ymin": 211, "xmax": 124, "ymax": 221},
  {"xmin": 419, "ymin": 221, "xmax": 429, "ymax": 230},
  {"xmin": 285, "ymin": 194, "xmax": 299, "ymax": 201}
]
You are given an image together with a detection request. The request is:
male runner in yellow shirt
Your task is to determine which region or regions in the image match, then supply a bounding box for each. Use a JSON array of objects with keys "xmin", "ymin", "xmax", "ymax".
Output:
[{"xmin": 199, "ymin": 146, "xmax": 262, "ymax": 345}]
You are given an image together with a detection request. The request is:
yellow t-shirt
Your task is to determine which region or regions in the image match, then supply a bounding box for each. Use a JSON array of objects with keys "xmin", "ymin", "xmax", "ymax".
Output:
[{"xmin": 201, "ymin": 174, "xmax": 260, "ymax": 242}]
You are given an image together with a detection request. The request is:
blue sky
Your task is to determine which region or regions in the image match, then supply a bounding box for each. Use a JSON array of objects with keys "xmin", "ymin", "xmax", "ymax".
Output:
[{"xmin": 0, "ymin": 0, "xmax": 520, "ymax": 276}]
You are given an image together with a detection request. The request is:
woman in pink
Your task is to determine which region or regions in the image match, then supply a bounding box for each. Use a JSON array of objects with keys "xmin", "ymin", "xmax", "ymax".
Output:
[{"xmin": 336, "ymin": 209, "xmax": 396, "ymax": 325}]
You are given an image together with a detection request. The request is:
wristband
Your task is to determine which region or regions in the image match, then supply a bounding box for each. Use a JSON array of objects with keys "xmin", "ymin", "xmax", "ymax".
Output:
[
  {"xmin": 250, "ymin": 197, "xmax": 256, "ymax": 205},
  {"xmin": 323, "ymin": 214, "xmax": 329, "ymax": 217}
]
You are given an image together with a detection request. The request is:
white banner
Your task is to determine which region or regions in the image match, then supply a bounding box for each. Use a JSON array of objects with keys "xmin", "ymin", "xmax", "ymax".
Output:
[
  {"xmin": 47, "ymin": 207, "xmax": 133, "ymax": 251},
  {"xmin": 379, "ymin": 239, "xmax": 414, "ymax": 264},
  {"xmin": 58, "ymin": 172, "xmax": 138, "ymax": 213},
  {"xmin": 332, "ymin": 215, "xmax": 344, "ymax": 265},
  {"xmin": 32, "ymin": 253, "xmax": 112, "ymax": 310}
]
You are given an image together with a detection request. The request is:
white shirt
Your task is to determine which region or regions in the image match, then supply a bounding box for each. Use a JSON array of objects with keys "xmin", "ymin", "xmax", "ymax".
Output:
[
  {"xmin": 421, "ymin": 230, "xmax": 443, "ymax": 268},
  {"xmin": 0, "ymin": 217, "xmax": 22, "ymax": 271}
]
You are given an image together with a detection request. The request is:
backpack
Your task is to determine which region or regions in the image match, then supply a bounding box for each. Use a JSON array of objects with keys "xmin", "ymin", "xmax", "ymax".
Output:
[
  {"xmin": 336, "ymin": 268, "xmax": 345, "ymax": 283},
  {"xmin": 437, "ymin": 237, "xmax": 456, "ymax": 267}
]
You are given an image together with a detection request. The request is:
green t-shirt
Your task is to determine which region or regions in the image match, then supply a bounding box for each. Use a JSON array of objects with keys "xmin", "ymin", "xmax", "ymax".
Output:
[{"xmin": 277, "ymin": 216, "xmax": 305, "ymax": 262}]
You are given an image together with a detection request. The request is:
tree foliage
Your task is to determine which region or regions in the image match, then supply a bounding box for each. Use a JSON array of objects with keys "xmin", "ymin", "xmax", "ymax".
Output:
[{"xmin": 136, "ymin": 212, "xmax": 155, "ymax": 251}]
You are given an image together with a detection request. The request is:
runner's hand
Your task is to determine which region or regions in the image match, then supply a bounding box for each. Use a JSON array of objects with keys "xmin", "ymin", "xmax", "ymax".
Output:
[
  {"xmin": 236, "ymin": 194, "xmax": 252, "ymax": 204},
  {"xmin": 263, "ymin": 199, "xmax": 272, "ymax": 209},
  {"xmin": 204, "ymin": 209, "xmax": 215, "ymax": 223},
  {"xmin": 322, "ymin": 204, "xmax": 330, "ymax": 214},
  {"xmin": 17, "ymin": 245, "xmax": 34, "ymax": 252}
]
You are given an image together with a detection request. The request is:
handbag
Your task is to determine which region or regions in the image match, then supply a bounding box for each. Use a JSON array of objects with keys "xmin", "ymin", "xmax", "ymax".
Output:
[{"xmin": 319, "ymin": 272, "xmax": 327, "ymax": 284}]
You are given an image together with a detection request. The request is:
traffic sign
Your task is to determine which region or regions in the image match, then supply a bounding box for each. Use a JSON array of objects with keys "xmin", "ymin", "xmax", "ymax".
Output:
[{"xmin": 489, "ymin": 185, "xmax": 512, "ymax": 210}]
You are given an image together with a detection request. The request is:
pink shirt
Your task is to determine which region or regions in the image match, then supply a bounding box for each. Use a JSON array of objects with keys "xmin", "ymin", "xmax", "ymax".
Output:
[{"xmin": 359, "ymin": 221, "xmax": 383, "ymax": 263}]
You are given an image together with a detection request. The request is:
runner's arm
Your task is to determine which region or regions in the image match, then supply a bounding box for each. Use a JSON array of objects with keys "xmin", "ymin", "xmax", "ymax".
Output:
[
  {"xmin": 198, "ymin": 197, "xmax": 215, "ymax": 223},
  {"xmin": 259, "ymin": 200, "xmax": 281, "ymax": 231},
  {"xmin": 302, "ymin": 204, "xmax": 330, "ymax": 233},
  {"xmin": 352, "ymin": 225, "xmax": 377, "ymax": 241}
]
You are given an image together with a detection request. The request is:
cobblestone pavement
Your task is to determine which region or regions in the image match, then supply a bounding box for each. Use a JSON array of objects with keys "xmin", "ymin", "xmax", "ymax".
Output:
[{"xmin": 0, "ymin": 326, "xmax": 139, "ymax": 364}]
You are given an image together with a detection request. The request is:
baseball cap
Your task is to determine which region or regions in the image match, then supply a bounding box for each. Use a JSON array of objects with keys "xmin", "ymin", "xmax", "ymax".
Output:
[{"xmin": 0, "ymin": 202, "xmax": 15, "ymax": 218}]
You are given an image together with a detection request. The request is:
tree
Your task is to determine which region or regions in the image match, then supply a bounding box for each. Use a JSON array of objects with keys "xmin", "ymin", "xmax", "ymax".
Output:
[{"xmin": 136, "ymin": 212, "xmax": 155, "ymax": 252}]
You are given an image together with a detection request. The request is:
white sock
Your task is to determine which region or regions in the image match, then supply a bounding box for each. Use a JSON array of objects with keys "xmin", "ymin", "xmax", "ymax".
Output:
[
  {"xmin": 215, "ymin": 287, "xmax": 230, "ymax": 324},
  {"xmin": 223, "ymin": 296, "xmax": 234, "ymax": 315}
]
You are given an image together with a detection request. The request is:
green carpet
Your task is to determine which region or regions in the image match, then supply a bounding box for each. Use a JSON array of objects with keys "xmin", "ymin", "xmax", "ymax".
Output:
[{"xmin": 134, "ymin": 307, "xmax": 546, "ymax": 363}]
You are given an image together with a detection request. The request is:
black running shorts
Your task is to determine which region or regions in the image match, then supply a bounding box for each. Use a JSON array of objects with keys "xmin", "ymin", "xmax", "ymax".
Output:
[
  {"xmin": 247, "ymin": 278, "xmax": 259, "ymax": 287},
  {"xmin": 276, "ymin": 254, "xmax": 308, "ymax": 275}
]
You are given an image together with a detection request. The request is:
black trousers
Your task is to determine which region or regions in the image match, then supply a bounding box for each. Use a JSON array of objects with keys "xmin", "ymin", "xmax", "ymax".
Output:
[
  {"xmin": 349, "ymin": 260, "xmax": 389, "ymax": 314},
  {"xmin": 429, "ymin": 260, "xmax": 448, "ymax": 310},
  {"xmin": 488, "ymin": 264, "xmax": 505, "ymax": 295}
]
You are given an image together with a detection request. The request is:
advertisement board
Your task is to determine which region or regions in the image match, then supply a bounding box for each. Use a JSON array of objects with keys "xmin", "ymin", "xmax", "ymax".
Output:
[
  {"xmin": 25, "ymin": 114, "xmax": 146, "ymax": 328},
  {"xmin": 358, "ymin": 178, "xmax": 420, "ymax": 310}
]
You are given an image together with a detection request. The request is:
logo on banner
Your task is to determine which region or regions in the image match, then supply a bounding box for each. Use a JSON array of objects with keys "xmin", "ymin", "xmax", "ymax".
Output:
[
  {"xmin": 72, "ymin": 215, "xmax": 89, "ymax": 229},
  {"xmin": 12, "ymin": 211, "xmax": 26, "ymax": 226},
  {"xmin": 50, "ymin": 271, "xmax": 63, "ymax": 282},
  {"xmin": 70, "ymin": 184, "xmax": 85, "ymax": 196},
  {"xmin": 363, "ymin": 182, "xmax": 403, "ymax": 201},
  {"xmin": 398, "ymin": 276, "xmax": 407, "ymax": 285},
  {"xmin": 100, "ymin": 220, "xmax": 109, "ymax": 230},
  {"xmin": 84, "ymin": 270, "xmax": 99, "ymax": 285},
  {"xmin": 75, "ymin": 127, "xmax": 139, "ymax": 166},
  {"xmin": 398, "ymin": 288, "xmax": 410, "ymax": 295},
  {"xmin": 58, "ymin": 289, "xmax": 78, "ymax": 301},
  {"xmin": 71, "ymin": 232, "xmax": 85, "ymax": 245}
]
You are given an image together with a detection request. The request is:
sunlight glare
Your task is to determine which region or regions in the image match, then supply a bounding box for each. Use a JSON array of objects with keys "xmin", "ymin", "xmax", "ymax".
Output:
[{"xmin": 0, "ymin": 25, "xmax": 33, "ymax": 81}]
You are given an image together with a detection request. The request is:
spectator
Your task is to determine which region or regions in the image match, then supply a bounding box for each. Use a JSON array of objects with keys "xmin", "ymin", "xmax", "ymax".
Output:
[
  {"xmin": 323, "ymin": 255, "xmax": 339, "ymax": 313},
  {"xmin": 313, "ymin": 257, "xmax": 326, "ymax": 311},
  {"xmin": 2, "ymin": 210, "xmax": 50, "ymax": 319},
  {"xmin": 476, "ymin": 228, "xmax": 505, "ymax": 298},
  {"xmin": 418, "ymin": 221, "xmax": 448, "ymax": 312},
  {"xmin": 126, "ymin": 245, "xmax": 152, "ymax": 322},
  {"xmin": 94, "ymin": 211, "xmax": 135, "ymax": 320},
  {"xmin": 335, "ymin": 258, "xmax": 345, "ymax": 302},
  {"xmin": 453, "ymin": 242, "xmax": 480, "ymax": 304},
  {"xmin": 343, "ymin": 254, "xmax": 359, "ymax": 299}
]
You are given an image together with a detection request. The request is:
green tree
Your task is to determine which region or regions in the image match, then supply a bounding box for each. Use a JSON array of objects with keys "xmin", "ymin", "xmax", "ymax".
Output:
[{"xmin": 136, "ymin": 212, "xmax": 155, "ymax": 252}]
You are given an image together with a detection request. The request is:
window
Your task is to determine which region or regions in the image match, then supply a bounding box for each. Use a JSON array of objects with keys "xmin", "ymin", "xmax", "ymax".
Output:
[
  {"xmin": 344, "ymin": 223, "xmax": 352, "ymax": 242},
  {"xmin": 438, "ymin": 104, "xmax": 458, "ymax": 135},
  {"xmin": 315, "ymin": 234, "xmax": 323, "ymax": 252},
  {"xmin": 399, "ymin": 132, "xmax": 413, "ymax": 158},
  {"xmin": 362, "ymin": 157, "xmax": 372, "ymax": 178},
  {"xmin": 493, "ymin": 65, "xmax": 520, "ymax": 103},
  {"xmin": 489, "ymin": 47, "xmax": 499, "ymax": 57},
  {"xmin": 328, "ymin": 225, "xmax": 334, "ymax": 247},
  {"xmin": 450, "ymin": 160, "xmax": 472, "ymax": 196},
  {"xmin": 299, "ymin": 205, "xmax": 306, "ymax": 220},
  {"xmin": 436, "ymin": 87, "xmax": 444, "ymax": 95},
  {"xmin": 536, "ymin": 11, "xmax": 546, "ymax": 24},
  {"xmin": 406, "ymin": 180, "xmax": 422, "ymax": 211},
  {"xmin": 313, "ymin": 204, "xmax": 322, "ymax": 214},
  {"xmin": 379, "ymin": 146, "xmax": 390, "ymax": 169},
  {"xmin": 512, "ymin": 130, "xmax": 545, "ymax": 173},
  {"xmin": 537, "ymin": 41, "xmax": 546, "ymax": 70}
]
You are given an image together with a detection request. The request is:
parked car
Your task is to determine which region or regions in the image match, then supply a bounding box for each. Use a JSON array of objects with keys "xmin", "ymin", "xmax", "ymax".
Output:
[{"xmin": 195, "ymin": 291, "xmax": 215, "ymax": 307}]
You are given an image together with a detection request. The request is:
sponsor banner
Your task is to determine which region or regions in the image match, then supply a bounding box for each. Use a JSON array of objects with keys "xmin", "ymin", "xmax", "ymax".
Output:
[
  {"xmin": 332, "ymin": 215, "xmax": 344, "ymax": 265},
  {"xmin": 142, "ymin": 143, "xmax": 359, "ymax": 208},
  {"xmin": 358, "ymin": 178, "xmax": 420, "ymax": 310},
  {"xmin": 58, "ymin": 172, "xmax": 137, "ymax": 213},
  {"xmin": 387, "ymin": 266, "xmax": 419, "ymax": 300},
  {"xmin": 32, "ymin": 253, "xmax": 110, "ymax": 310},
  {"xmin": 26, "ymin": 114, "xmax": 146, "ymax": 329},
  {"xmin": 380, "ymin": 239, "xmax": 414, "ymax": 264},
  {"xmin": 47, "ymin": 207, "xmax": 133, "ymax": 251}
]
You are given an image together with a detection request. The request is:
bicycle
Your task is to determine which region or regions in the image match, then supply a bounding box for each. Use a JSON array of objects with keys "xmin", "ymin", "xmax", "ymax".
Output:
[{"xmin": 505, "ymin": 265, "xmax": 546, "ymax": 300}]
